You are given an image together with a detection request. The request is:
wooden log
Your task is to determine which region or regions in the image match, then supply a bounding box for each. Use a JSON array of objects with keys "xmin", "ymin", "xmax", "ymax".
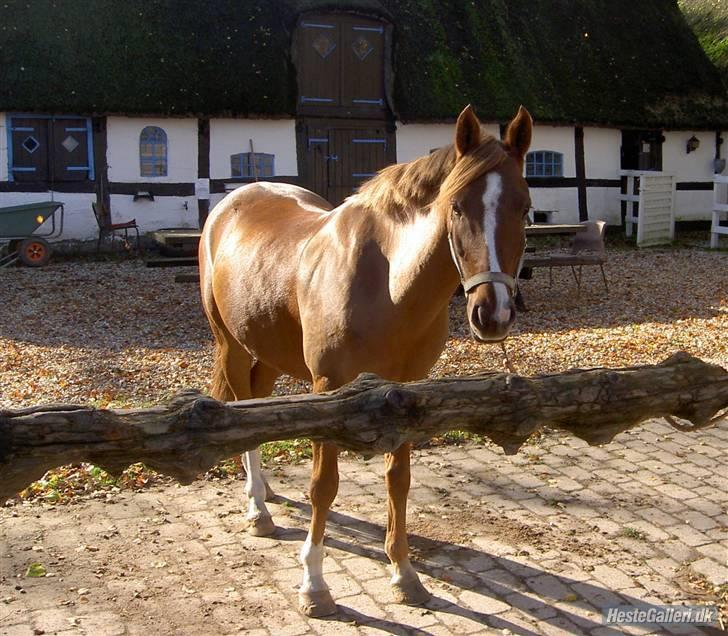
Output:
[{"xmin": 1, "ymin": 352, "xmax": 726, "ymax": 502}]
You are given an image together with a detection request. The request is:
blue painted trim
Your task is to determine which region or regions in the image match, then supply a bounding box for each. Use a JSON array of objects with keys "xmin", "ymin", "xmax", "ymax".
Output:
[
  {"xmin": 300, "ymin": 97, "xmax": 335, "ymax": 103},
  {"xmin": 352, "ymin": 98, "xmax": 384, "ymax": 105},
  {"xmin": 11, "ymin": 167, "xmax": 37, "ymax": 172},
  {"xmin": 11, "ymin": 126, "xmax": 35, "ymax": 132},
  {"xmin": 66, "ymin": 166, "xmax": 90, "ymax": 171},
  {"xmin": 6, "ymin": 122, "xmax": 14, "ymax": 182},
  {"xmin": 85, "ymin": 117, "xmax": 95, "ymax": 180},
  {"xmin": 65, "ymin": 127, "xmax": 87, "ymax": 132},
  {"xmin": 352, "ymin": 138, "xmax": 386, "ymax": 144},
  {"xmin": 352, "ymin": 173, "xmax": 376, "ymax": 178},
  {"xmin": 352, "ymin": 25, "xmax": 384, "ymax": 33},
  {"xmin": 301, "ymin": 22, "xmax": 335, "ymax": 29}
]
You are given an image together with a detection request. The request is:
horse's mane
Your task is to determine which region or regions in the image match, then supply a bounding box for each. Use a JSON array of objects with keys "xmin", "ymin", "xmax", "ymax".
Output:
[{"xmin": 354, "ymin": 132, "xmax": 507, "ymax": 222}]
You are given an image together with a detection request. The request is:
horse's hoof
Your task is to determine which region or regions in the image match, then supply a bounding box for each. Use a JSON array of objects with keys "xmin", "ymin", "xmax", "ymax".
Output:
[
  {"xmin": 247, "ymin": 514, "xmax": 276, "ymax": 537},
  {"xmin": 299, "ymin": 589, "xmax": 337, "ymax": 617},
  {"xmin": 392, "ymin": 577, "xmax": 431, "ymax": 606}
]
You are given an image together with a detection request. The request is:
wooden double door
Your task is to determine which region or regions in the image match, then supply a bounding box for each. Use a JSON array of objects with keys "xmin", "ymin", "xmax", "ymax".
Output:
[{"xmin": 299, "ymin": 120, "xmax": 395, "ymax": 206}]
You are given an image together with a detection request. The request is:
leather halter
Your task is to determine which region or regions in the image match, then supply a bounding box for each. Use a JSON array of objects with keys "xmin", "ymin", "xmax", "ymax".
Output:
[{"xmin": 447, "ymin": 226, "xmax": 520, "ymax": 297}]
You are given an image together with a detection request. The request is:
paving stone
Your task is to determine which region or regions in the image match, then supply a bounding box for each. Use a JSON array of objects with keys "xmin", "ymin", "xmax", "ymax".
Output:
[
  {"xmin": 689, "ymin": 557, "xmax": 728, "ymax": 587},
  {"xmin": 591, "ymin": 565, "xmax": 634, "ymax": 591},
  {"xmin": 665, "ymin": 524, "xmax": 713, "ymax": 547},
  {"xmin": 0, "ymin": 626, "xmax": 35, "ymax": 636},
  {"xmin": 457, "ymin": 589, "xmax": 510, "ymax": 615},
  {"xmin": 680, "ymin": 510, "xmax": 719, "ymax": 531}
]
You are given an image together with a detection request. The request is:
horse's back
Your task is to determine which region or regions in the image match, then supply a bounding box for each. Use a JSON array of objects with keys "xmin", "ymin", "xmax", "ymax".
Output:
[{"xmin": 200, "ymin": 182, "xmax": 332, "ymax": 377}]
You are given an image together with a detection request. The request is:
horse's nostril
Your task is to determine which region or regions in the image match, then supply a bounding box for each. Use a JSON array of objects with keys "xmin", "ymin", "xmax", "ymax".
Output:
[{"xmin": 476, "ymin": 304, "xmax": 489, "ymax": 330}]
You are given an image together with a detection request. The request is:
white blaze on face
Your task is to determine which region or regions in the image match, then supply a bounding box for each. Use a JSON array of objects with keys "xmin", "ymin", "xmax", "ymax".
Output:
[{"xmin": 482, "ymin": 172, "xmax": 512, "ymax": 324}]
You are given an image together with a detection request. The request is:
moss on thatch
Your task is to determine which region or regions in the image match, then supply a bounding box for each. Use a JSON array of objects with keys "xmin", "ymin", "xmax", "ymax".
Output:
[
  {"xmin": 0, "ymin": 0, "xmax": 725, "ymax": 127},
  {"xmin": 679, "ymin": 0, "xmax": 728, "ymax": 87}
]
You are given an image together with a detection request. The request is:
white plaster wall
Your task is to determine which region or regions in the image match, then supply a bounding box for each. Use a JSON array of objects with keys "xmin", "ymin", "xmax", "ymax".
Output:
[
  {"xmin": 109, "ymin": 195, "xmax": 198, "ymax": 233},
  {"xmin": 395, "ymin": 122, "xmax": 500, "ymax": 163},
  {"xmin": 664, "ymin": 131, "xmax": 717, "ymax": 221},
  {"xmin": 106, "ymin": 117, "xmax": 198, "ymax": 183},
  {"xmin": 583, "ymin": 127, "xmax": 621, "ymax": 179},
  {"xmin": 663, "ymin": 131, "xmax": 715, "ymax": 181},
  {"xmin": 529, "ymin": 188, "xmax": 579, "ymax": 224},
  {"xmin": 0, "ymin": 191, "xmax": 97, "ymax": 240},
  {"xmin": 210, "ymin": 119, "xmax": 298, "ymax": 179},
  {"xmin": 0, "ymin": 112, "xmax": 7, "ymax": 181},
  {"xmin": 586, "ymin": 187, "xmax": 622, "ymax": 225}
]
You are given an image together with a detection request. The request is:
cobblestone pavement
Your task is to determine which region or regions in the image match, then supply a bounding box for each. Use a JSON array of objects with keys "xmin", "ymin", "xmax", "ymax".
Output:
[{"xmin": 1, "ymin": 419, "xmax": 726, "ymax": 636}]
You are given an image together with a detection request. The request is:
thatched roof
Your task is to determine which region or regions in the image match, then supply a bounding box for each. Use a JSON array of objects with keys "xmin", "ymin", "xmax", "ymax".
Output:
[
  {"xmin": 679, "ymin": 0, "xmax": 728, "ymax": 87},
  {"xmin": 1, "ymin": 0, "xmax": 726, "ymax": 128}
]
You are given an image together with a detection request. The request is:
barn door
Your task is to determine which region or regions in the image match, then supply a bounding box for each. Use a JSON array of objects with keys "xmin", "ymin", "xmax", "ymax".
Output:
[
  {"xmin": 295, "ymin": 14, "xmax": 388, "ymax": 118},
  {"xmin": 301, "ymin": 122, "xmax": 393, "ymax": 205}
]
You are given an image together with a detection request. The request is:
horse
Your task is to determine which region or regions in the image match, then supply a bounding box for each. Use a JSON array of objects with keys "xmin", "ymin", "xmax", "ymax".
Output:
[{"xmin": 199, "ymin": 105, "xmax": 532, "ymax": 617}]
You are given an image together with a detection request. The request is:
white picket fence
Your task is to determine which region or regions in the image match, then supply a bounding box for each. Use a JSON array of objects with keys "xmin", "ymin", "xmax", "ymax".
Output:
[
  {"xmin": 618, "ymin": 170, "xmax": 675, "ymax": 246},
  {"xmin": 711, "ymin": 175, "xmax": 728, "ymax": 249}
]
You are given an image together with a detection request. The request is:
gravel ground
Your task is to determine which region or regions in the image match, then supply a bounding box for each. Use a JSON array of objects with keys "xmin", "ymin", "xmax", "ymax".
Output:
[{"xmin": 0, "ymin": 248, "xmax": 726, "ymax": 411}]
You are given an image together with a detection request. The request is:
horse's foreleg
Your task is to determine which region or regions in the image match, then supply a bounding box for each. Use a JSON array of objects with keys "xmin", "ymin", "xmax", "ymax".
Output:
[
  {"xmin": 385, "ymin": 442, "xmax": 430, "ymax": 605},
  {"xmin": 299, "ymin": 440, "xmax": 339, "ymax": 617}
]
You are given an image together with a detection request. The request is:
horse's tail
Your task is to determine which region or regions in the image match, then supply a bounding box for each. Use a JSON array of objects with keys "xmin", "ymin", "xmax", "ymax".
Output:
[{"xmin": 210, "ymin": 339, "xmax": 235, "ymax": 402}]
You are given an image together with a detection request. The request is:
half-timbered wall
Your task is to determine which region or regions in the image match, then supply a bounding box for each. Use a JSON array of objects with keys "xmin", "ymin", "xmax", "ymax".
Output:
[
  {"xmin": 209, "ymin": 119, "xmax": 298, "ymax": 180},
  {"xmin": 395, "ymin": 122, "xmax": 500, "ymax": 163},
  {"xmin": 0, "ymin": 112, "xmax": 723, "ymax": 240},
  {"xmin": 106, "ymin": 117, "xmax": 199, "ymax": 233}
]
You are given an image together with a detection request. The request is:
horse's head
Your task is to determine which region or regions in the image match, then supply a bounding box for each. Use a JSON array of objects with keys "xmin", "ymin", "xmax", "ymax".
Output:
[{"xmin": 442, "ymin": 105, "xmax": 532, "ymax": 342}]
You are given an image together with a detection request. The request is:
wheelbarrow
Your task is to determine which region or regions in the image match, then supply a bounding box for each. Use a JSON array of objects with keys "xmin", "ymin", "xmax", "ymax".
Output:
[{"xmin": 0, "ymin": 201, "xmax": 65, "ymax": 267}]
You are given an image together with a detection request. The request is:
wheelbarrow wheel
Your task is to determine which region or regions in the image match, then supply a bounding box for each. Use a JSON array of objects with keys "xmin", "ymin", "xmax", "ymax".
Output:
[{"xmin": 18, "ymin": 237, "xmax": 52, "ymax": 267}]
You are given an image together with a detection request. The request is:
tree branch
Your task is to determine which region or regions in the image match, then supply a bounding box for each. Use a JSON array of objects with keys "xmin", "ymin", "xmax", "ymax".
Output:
[{"xmin": 1, "ymin": 352, "xmax": 726, "ymax": 502}]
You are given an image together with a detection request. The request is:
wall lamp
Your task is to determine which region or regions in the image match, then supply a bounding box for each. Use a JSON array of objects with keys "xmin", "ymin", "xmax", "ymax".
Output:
[{"xmin": 686, "ymin": 135, "xmax": 700, "ymax": 154}]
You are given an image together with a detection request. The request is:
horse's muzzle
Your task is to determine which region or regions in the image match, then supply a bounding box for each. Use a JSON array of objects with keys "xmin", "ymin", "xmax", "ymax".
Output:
[{"xmin": 468, "ymin": 299, "xmax": 516, "ymax": 343}]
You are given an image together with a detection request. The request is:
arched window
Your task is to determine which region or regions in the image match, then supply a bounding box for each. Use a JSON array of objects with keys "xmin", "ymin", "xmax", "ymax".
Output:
[
  {"xmin": 139, "ymin": 126, "xmax": 168, "ymax": 177},
  {"xmin": 526, "ymin": 150, "xmax": 563, "ymax": 178}
]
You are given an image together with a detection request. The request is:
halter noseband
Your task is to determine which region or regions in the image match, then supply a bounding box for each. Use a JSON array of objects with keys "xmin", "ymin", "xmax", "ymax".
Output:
[{"xmin": 447, "ymin": 225, "xmax": 521, "ymax": 297}]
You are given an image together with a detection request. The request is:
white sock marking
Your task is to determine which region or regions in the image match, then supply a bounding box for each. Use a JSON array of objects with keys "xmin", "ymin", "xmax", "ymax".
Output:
[
  {"xmin": 300, "ymin": 534, "xmax": 328, "ymax": 593},
  {"xmin": 482, "ymin": 173, "xmax": 512, "ymax": 324},
  {"xmin": 390, "ymin": 558, "xmax": 419, "ymax": 587},
  {"xmin": 243, "ymin": 449, "xmax": 270, "ymax": 522}
]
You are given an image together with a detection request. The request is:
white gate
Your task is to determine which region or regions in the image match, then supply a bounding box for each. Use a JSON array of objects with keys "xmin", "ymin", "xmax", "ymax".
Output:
[
  {"xmin": 710, "ymin": 175, "xmax": 728, "ymax": 249},
  {"xmin": 618, "ymin": 170, "xmax": 675, "ymax": 246}
]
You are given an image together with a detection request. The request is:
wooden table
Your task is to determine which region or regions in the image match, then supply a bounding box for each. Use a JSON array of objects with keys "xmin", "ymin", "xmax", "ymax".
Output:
[{"xmin": 526, "ymin": 223, "xmax": 586, "ymax": 237}]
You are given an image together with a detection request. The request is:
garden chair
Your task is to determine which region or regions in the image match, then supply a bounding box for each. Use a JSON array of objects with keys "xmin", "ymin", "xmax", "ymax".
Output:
[
  {"xmin": 92, "ymin": 202, "xmax": 142, "ymax": 255},
  {"xmin": 523, "ymin": 220, "xmax": 608, "ymax": 293}
]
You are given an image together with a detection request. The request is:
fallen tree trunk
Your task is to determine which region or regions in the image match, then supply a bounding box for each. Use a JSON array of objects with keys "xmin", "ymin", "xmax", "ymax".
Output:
[{"xmin": 1, "ymin": 352, "xmax": 726, "ymax": 501}]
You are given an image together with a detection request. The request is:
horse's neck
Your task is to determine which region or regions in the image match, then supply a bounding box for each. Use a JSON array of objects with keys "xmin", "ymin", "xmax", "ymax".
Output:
[{"xmin": 385, "ymin": 207, "xmax": 460, "ymax": 314}]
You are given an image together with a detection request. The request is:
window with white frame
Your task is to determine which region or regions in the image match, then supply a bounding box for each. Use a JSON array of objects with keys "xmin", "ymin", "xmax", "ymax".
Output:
[
  {"xmin": 526, "ymin": 150, "xmax": 563, "ymax": 178},
  {"xmin": 139, "ymin": 126, "xmax": 168, "ymax": 177},
  {"xmin": 231, "ymin": 152, "xmax": 274, "ymax": 178},
  {"xmin": 8, "ymin": 115, "xmax": 94, "ymax": 183}
]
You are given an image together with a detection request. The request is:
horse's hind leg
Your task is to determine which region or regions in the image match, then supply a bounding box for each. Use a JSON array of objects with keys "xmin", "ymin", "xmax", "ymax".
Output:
[
  {"xmin": 386, "ymin": 442, "xmax": 430, "ymax": 605},
  {"xmin": 242, "ymin": 360, "xmax": 280, "ymax": 537},
  {"xmin": 209, "ymin": 328, "xmax": 279, "ymax": 536}
]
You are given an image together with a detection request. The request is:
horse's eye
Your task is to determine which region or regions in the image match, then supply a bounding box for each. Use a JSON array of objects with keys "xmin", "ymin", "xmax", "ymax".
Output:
[{"xmin": 451, "ymin": 200, "xmax": 462, "ymax": 217}]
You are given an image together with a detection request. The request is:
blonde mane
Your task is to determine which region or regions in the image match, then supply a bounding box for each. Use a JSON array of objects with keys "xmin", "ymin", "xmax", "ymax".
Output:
[{"xmin": 355, "ymin": 132, "xmax": 507, "ymax": 221}]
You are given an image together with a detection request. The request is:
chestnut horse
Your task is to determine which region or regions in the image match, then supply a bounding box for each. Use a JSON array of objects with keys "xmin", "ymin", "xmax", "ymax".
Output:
[{"xmin": 199, "ymin": 105, "xmax": 532, "ymax": 616}]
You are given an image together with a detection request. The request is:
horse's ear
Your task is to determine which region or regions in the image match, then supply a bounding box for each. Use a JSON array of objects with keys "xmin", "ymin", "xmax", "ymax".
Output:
[
  {"xmin": 455, "ymin": 105, "xmax": 482, "ymax": 158},
  {"xmin": 503, "ymin": 106, "xmax": 533, "ymax": 164}
]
